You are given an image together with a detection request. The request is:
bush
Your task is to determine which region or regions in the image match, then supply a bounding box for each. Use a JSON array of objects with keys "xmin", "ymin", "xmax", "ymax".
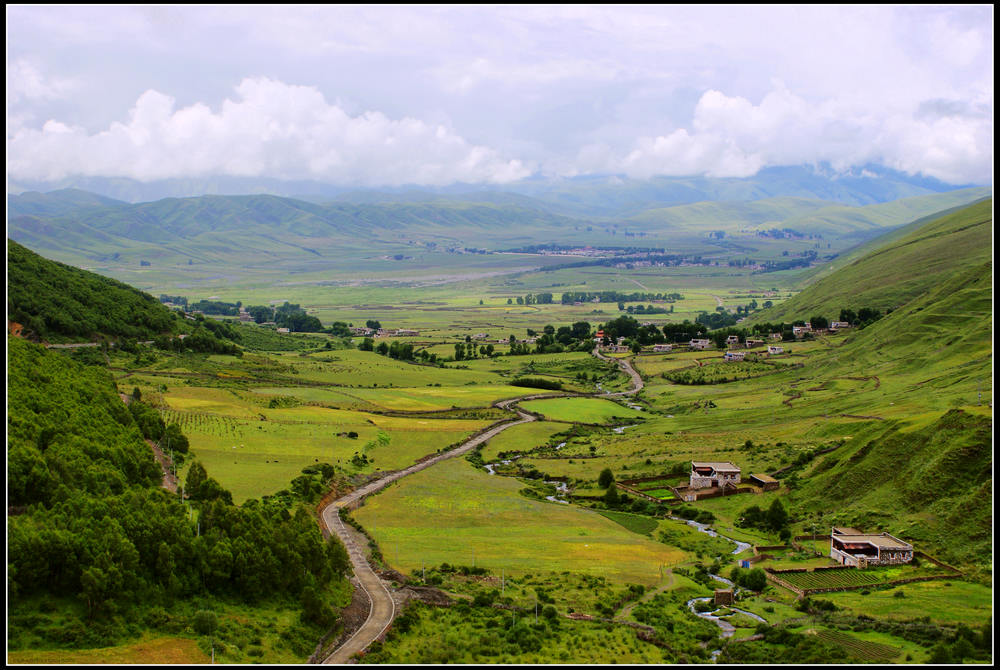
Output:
[{"xmin": 193, "ymin": 610, "xmax": 218, "ymax": 636}]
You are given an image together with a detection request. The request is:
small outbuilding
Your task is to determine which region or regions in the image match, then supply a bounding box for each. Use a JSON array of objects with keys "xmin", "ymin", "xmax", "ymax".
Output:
[{"xmin": 749, "ymin": 473, "xmax": 780, "ymax": 491}]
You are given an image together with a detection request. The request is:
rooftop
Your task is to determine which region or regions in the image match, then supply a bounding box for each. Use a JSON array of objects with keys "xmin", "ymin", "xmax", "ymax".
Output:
[{"xmin": 692, "ymin": 461, "xmax": 741, "ymax": 472}]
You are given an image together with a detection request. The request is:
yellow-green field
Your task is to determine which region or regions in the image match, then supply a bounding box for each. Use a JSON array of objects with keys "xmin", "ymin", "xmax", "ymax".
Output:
[
  {"xmin": 6, "ymin": 635, "xmax": 210, "ymax": 665},
  {"xmin": 352, "ymin": 458, "xmax": 685, "ymax": 584}
]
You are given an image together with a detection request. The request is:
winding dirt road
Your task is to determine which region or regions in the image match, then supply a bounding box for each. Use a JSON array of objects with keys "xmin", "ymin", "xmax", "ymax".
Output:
[{"xmin": 319, "ymin": 356, "xmax": 643, "ymax": 663}]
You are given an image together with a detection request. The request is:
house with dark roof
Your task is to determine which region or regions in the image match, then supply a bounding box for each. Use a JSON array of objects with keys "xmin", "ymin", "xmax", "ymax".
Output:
[
  {"xmin": 690, "ymin": 461, "xmax": 741, "ymax": 489},
  {"xmin": 830, "ymin": 527, "xmax": 913, "ymax": 568}
]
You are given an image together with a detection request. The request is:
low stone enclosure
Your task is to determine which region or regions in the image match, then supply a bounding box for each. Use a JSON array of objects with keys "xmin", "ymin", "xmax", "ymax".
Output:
[
  {"xmin": 763, "ymin": 551, "xmax": 963, "ymax": 598},
  {"xmin": 616, "ymin": 473, "xmax": 774, "ymax": 504}
]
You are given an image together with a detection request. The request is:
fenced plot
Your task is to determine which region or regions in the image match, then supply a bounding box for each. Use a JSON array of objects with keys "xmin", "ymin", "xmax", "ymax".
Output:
[
  {"xmin": 811, "ymin": 629, "xmax": 901, "ymax": 661},
  {"xmin": 776, "ymin": 568, "xmax": 884, "ymax": 590}
]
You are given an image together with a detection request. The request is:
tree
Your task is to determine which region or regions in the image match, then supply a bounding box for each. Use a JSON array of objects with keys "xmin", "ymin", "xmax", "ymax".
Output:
[
  {"xmin": 598, "ymin": 468, "xmax": 615, "ymax": 488},
  {"xmin": 743, "ymin": 568, "xmax": 767, "ymax": 591},
  {"xmin": 185, "ymin": 461, "xmax": 207, "ymax": 499},
  {"xmin": 766, "ymin": 499, "xmax": 788, "ymax": 533},
  {"xmin": 603, "ymin": 486, "xmax": 620, "ymax": 506}
]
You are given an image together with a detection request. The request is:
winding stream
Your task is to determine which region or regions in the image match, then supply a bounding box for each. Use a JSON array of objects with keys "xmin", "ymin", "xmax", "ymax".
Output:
[{"xmin": 674, "ymin": 518, "xmax": 762, "ymax": 661}]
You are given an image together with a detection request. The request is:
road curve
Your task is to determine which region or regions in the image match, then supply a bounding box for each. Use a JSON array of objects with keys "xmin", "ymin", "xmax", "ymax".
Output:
[
  {"xmin": 593, "ymin": 347, "xmax": 644, "ymax": 396},
  {"xmin": 319, "ymin": 356, "xmax": 642, "ymax": 663}
]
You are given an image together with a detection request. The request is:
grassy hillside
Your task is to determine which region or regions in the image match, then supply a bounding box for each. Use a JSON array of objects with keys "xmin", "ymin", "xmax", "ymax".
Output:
[
  {"xmin": 625, "ymin": 188, "xmax": 989, "ymax": 238},
  {"xmin": 748, "ymin": 198, "xmax": 992, "ymax": 323},
  {"xmin": 7, "ymin": 240, "xmax": 185, "ymax": 342}
]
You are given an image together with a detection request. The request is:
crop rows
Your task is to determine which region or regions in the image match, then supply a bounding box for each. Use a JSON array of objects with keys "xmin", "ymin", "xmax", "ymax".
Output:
[
  {"xmin": 161, "ymin": 409, "xmax": 247, "ymax": 437},
  {"xmin": 777, "ymin": 568, "xmax": 883, "ymax": 590},
  {"xmin": 813, "ymin": 629, "xmax": 900, "ymax": 661}
]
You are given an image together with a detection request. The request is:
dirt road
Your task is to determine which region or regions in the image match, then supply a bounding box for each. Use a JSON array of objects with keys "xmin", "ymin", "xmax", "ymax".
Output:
[
  {"xmin": 318, "ymin": 358, "xmax": 643, "ymax": 663},
  {"xmin": 593, "ymin": 347, "xmax": 644, "ymax": 396}
]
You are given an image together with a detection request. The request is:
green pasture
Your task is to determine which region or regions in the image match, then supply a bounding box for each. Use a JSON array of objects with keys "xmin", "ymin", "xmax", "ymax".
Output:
[
  {"xmin": 477, "ymin": 421, "xmax": 569, "ymax": 462},
  {"xmin": 821, "ymin": 581, "xmax": 992, "ymax": 627},
  {"xmin": 519, "ymin": 397, "xmax": 646, "ymax": 424},
  {"xmin": 351, "ymin": 458, "xmax": 686, "ymax": 585}
]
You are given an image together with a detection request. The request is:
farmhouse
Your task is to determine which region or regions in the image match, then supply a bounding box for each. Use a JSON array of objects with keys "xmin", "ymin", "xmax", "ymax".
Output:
[
  {"xmin": 652, "ymin": 343, "xmax": 672, "ymax": 352},
  {"xmin": 350, "ymin": 326, "xmax": 374, "ymax": 336},
  {"xmin": 276, "ymin": 327, "xmax": 290, "ymax": 334},
  {"xmin": 745, "ymin": 337, "xmax": 765, "ymax": 348},
  {"xmin": 770, "ymin": 332, "xmax": 783, "ymax": 340},
  {"xmin": 830, "ymin": 527, "xmax": 913, "ymax": 568},
  {"xmin": 724, "ymin": 351, "xmax": 746, "ymax": 361},
  {"xmin": 689, "ymin": 338, "xmax": 712, "ymax": 350},
  {"xmin": 690, "ymin": 461, "xmax": 741, "ymax": 489},
  {"xmin": 829, "ymin": 321, "xmax": 851, "ymax": 330},
  {"xmin": 726, "ymin": 335, "xmax": 741, "ymax": 346},
  {"xmin": 792, "ymin": 326, "xmax": 812, "ymax": 338},
  {"xmin": 767, "ymin": 345, "xmax": 784, "ymax": 354}
]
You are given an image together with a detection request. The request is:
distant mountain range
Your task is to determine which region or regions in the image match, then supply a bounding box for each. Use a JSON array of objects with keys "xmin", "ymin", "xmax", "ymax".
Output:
[
  {"xmin": 7, "ymin": 179, "xmax": 991, "ymax": 270},
  {"xmin": 9, "ymin": 163, "xmax": 984, "ymax": 215}
]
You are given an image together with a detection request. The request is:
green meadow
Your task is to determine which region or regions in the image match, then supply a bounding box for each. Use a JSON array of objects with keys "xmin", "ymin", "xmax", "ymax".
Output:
[
  {"xmin": 519, "ymin": 397, "xmax": 647, "ymax": 423},
  {"xmin": 351, "ymin": 458, "xmax": 686, "ymax": 584}
]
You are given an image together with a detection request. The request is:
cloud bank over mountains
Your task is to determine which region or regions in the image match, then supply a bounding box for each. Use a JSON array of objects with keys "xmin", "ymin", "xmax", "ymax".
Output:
[{"xmin": 6, "ymin": 5, "xmax": 993, "ymax": 187}]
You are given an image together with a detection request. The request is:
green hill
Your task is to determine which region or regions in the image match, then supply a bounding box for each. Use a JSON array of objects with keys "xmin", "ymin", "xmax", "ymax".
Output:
[
  {"xmin": 625, "ymin": 188, "xmax": 990, "ymax": 238},
  {"xmin": 748, "ymin": 198, "xmax": 992, "ymax": 323},
  {"xmin": 752, "ymin": 199, "xmax": 994, "ymax": 574},
  {"xmin": 7, "ymin": 240, "xmax": 184, "ymax": 342}
]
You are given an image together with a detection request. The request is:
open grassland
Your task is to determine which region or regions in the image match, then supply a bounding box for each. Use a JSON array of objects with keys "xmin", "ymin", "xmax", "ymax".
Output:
[
  {"xmin": 351, "ymin": 458, "xmax": 686, "ymax": 585},
  {"xmin": 6, "ymin": 635, "xmax": 210, "ymax": 665},
  {"xmin": 519, "ymin": 397, "xmax": 647, "ymax": 423}
]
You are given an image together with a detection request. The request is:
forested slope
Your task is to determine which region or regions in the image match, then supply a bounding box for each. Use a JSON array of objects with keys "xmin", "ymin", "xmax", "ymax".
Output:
[
  {"xmin": 7, "ymin": 240, "xmax": 185, "ymax": 342},
  {"xmin": 6, "ymin": 336, "xmax": 350, "ymax": 656}
]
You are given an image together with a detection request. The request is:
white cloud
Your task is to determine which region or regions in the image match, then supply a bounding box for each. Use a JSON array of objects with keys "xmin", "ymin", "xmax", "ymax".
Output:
[
  {"xmin": 597, "ymin": 86, "xmax": 993, "ymax": 184},
  {"xmin": 6, "ymin": 59, "xmax": 76, "ymax": 103},
  {"xmin": 6, "ymin": 77, "xmax": 532, "ymax": 185}
]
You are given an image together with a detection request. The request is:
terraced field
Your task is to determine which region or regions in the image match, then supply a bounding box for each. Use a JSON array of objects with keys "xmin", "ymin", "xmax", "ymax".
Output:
[
  {"xmin": 811, "ymin": 629, "xmax": 902, "ymax": 662},
  {"xmin": 776, "ymin": 568, "xmax": 885, "ymax": 590}
]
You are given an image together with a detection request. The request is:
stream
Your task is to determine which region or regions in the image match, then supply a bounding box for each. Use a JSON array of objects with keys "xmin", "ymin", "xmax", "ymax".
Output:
[
  {"xmin": 675, "ymin": 518, "xmax": 762, "ymax": 661},
  {"xmin": 670, "ymin": 516, "xmax": 753, "ymax": 555}
]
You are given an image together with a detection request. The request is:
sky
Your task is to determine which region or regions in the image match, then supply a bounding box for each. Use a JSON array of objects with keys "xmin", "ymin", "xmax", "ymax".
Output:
[{"xmin": 6, "ymin": 5, "xmax": 994, "ymax": 188}]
